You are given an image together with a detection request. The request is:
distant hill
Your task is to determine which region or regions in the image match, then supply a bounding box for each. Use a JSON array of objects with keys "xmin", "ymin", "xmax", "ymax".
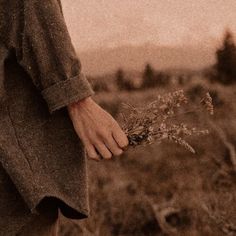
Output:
[{"xmin": 78, "ymin": 44, "xmax": 216, "ymax": 76}]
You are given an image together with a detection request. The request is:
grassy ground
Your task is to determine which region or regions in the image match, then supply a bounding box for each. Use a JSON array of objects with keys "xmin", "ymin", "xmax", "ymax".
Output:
[{"xmin": 59, "ymin": 80, "xmax": 236, "ymax": 236}]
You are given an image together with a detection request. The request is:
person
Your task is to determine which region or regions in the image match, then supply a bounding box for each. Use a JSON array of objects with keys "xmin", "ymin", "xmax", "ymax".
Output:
[{"xmin": 0, "ymin": 0, "xmax": 129, "ymax": 235}]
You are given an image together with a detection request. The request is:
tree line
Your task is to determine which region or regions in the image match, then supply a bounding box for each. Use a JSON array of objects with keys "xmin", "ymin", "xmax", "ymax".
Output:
[{"xmin": 91, "ymin": 29, "xmax": 236, "ymax": 93}]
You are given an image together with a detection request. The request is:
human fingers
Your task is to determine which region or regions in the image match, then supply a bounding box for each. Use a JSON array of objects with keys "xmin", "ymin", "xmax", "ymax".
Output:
[
  {"xmin": 85, "ymin": 143, "xmax": 100, "ymax": 161},
  {"xmin": 104, "ymin": 134, "xmax": 124, "ymax": 156},
  {"xmin": 94, "ymin": 141, "xmax": 112, "ymax": 160},
  {"xmin": 112, "ymin": 123, "xmax": 129, "ymax": 149}
]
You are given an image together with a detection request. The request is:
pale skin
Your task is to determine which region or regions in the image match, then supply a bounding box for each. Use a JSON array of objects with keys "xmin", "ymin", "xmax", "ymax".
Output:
[{"xmin": 67, "ymin": 96, "xmax": 129, "ymax": 161}]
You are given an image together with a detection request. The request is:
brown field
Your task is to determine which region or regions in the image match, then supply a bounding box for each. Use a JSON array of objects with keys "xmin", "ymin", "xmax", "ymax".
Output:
[{"xmin": 59, "ymin": 76, "xmax": 236, "ymax": 236}]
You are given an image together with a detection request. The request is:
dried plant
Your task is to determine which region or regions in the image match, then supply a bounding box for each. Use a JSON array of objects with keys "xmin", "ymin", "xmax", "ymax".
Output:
[{"xmin": 120, "ymin": 90, "xmax": 214, "ymax": 153}]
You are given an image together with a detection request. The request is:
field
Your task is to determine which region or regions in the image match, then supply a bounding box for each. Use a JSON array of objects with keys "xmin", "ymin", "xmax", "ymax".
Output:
[{"xmin": 59, "ymin": 75, "xmax": 236, "ymax": 236}]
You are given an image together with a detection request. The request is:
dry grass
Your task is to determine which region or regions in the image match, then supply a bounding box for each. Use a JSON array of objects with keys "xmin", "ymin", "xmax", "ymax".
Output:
[
  {"xmin": 120, "ymin": 90, "xmax": 213, "ymax": 153},
  {"xmin": 59, "ymin": 81, "xmax": 236, "ymax": 236}
]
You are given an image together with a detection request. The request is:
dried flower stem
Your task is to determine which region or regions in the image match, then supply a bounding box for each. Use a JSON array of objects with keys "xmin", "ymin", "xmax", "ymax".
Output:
[{"xmin": 120, "ymin": 90, "xmax": 214, "ymax": 153}]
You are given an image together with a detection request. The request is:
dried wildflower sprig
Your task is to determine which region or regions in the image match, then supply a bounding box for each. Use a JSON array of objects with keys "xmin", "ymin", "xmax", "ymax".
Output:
[
  {"xmin": 120, "ymin": 90, "xmax": 213, "ymax": 153},
  {"xmin": 200, "ymin": 92, "xmax": 214, "ymax": 115}
]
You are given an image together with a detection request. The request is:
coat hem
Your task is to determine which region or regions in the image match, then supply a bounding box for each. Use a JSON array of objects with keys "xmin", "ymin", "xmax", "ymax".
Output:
[{"xmin": 30, "ymin": 194, "xmax": 90, "ymax": 220}]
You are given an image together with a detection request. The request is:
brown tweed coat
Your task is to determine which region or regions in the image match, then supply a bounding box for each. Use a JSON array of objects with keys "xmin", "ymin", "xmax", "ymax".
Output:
[{"xmin": 0, "ymin": 0, "xmax": 94, "ymax": 235}]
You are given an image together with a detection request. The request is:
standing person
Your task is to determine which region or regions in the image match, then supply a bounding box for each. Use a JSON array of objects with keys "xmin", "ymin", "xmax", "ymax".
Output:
[{"xmin": 0, "ymin": 0, "xmax": 129, "ymax": 235}]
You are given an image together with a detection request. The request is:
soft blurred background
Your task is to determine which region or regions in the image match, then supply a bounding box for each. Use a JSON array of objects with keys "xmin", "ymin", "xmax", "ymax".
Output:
[{"xmin": 60, "ymin": 1, "xmax": 236, "ymax": 235}]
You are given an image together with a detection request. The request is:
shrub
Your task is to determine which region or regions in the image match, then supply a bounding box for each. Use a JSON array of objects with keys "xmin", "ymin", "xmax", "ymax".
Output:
[{"xmin": 214, "ymin": 30, "xmax": 236, "ymax": 85}]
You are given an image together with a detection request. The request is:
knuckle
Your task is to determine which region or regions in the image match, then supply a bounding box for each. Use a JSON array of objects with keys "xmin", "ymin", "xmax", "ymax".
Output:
[
  {"xmin": 102, "ymin": 133, "xmax": 114, "ymax": 146},
  {"xmin": 92, "ymin": 138, "xmax": 102, "ymax": 147},
  {"xmin": 110, "ymin": 120, "xmax": 117, "ymax": 129},
  {"xmin": 103, "ymin": 135, "xmax": 111, "ymax": 144},
  {"xmin": 88, "ymin": 135, "xmax": 99, "ymax": 144},
  {"xmin": 87, "ymin": 130, "xmax": 96, "ymax": 140},
  {"xmin": 100, "ymin": 130, "xmax": 110, "ymax": 140},
  {"xmin": 111, "ymin": 119, "xmax": 119, "ymax": 127}
]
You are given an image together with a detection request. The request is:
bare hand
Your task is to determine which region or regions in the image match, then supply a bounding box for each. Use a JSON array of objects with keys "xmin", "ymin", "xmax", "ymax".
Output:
[{"xmin": 67, "ymin": 97, "xmax": 129, "ymax": 161}]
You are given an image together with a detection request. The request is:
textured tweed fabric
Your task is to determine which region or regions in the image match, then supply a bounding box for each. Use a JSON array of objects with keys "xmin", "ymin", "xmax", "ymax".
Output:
[{"xmin": 0, "ymin": 0, "xmax": 94, "ymax": 235}]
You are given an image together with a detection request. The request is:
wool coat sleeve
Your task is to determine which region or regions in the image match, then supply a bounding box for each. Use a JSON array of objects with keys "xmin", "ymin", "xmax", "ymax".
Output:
[{"xmin": 16, "ymin": 0, "xmax": 94, "ymax": 113}]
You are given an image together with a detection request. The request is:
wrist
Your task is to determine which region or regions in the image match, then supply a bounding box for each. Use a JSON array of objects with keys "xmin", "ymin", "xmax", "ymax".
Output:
[{"xmin": 67, "ymin": 96, "xmax": 93, "ymax": 112}]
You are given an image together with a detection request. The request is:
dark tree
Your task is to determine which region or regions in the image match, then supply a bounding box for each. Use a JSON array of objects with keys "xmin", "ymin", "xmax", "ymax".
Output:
[
  {"xmin": 215, "ymin": 30, "xmax": 236, "ymax": 84},
  {"xmin": 116, "ymin": 68, "xmax": 125, "ymax": 90},
  {"xmin": 142, "ymin": 63, "xmax": 155, "ymax": 88},
  {"xmin": 115, "ymin": 68, "xmax": 134, "ymax": 91}
]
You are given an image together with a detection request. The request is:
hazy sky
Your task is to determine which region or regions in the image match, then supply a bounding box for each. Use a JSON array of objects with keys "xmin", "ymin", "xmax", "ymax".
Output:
[{"xmin": 62, "ymin": 0, "xmax": 236, "ymax": 51}]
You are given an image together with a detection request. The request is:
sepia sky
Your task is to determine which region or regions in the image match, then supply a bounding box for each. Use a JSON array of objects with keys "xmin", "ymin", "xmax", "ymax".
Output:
[{"xmin": 62, "ymin": 0, "xmax": 236, "ymax": 51}]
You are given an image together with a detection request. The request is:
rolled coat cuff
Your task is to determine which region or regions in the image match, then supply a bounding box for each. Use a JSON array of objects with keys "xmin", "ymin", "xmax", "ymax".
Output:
[{"xmin": 41, "ymin": 73, "xmax": 95, "ymax": 114}]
